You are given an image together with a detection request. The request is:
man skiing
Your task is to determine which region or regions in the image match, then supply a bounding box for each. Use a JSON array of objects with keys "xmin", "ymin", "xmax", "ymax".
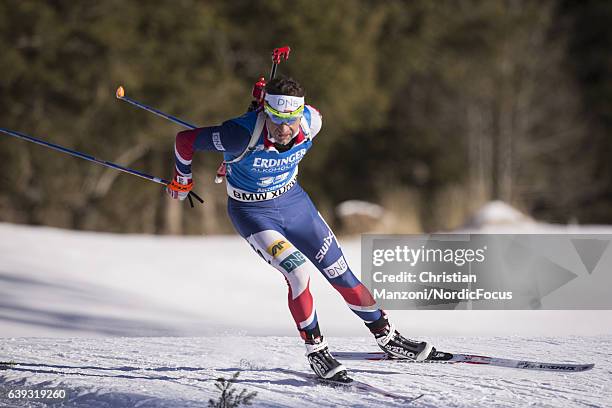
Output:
[{"xmin": 166, "ymin": 77, "xmax": 434, "ymax": 381}]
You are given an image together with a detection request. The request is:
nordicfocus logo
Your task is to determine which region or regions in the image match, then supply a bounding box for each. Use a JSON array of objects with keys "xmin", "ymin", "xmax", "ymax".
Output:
[
  {"xmin": 280, "ymin": 251, "xmax": 306, "ymax": 273},
  {"xmin": 231, "ymin": 178, "xmax": 297, "ymax": 202},
  {"xmin": 253, "ymin": 149, "xmax": 306, "ymax": 168},
  {"xmin": 267, "ymin": 239, "xmax": 292, "ymax": 258},
  {"xmin": 323, "ymin": 255, "xmax": 348, "ymax": 279},
  {"xmin": 315, "ymin": 230, "xmax": 335, "ymax": 263}
]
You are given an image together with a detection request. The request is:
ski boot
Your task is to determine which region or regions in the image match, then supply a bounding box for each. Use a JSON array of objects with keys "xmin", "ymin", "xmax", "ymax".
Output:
[
  {"xmin": 367, "ymin": 315, "xmax": 435, "ymax": 361},
  {"xmin": 305, "ymin": 336, "xmax": 351, "ymax": 382}
]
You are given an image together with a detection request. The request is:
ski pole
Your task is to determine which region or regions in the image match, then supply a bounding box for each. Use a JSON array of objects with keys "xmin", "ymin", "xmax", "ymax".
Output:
[
  {"xmin": 115, "ymin": 85, "xmax": 219, "ymax": 184},
  {"xmin": 248, "ymin": 46, "xmax": 291, "ymax": 112},
  {"xmin": 115, "ymin": 86, "xmax": 205, "ymax": 199},
  {"xmin": 0, "ymin": 127, "xmax": 204, "ymax": 207},
  {"xmin": 115, "ymin": 86, "xmax": 197, "ymax": 130},
  {"xmin": 116, "ymin": 46, "xmax": 292, "ymax": 131},
  {"xmin": 216, "ymin": 46, "xmax": 291, "ymax": 183},
  {"xmin": 115, "ymin": 45, "xmax": 292, "ymax": 184}
]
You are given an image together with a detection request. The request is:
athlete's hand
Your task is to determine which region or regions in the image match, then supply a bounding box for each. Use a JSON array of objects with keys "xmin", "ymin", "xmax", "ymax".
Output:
[{"xmin": 166, "ymin": 174, "xmax": 193, "ymax": 200}]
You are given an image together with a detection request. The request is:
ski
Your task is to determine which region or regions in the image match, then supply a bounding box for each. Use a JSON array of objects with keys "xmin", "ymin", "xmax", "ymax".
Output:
[
  {"xmin": 274, "ymin": 368, "xmax": 424, "ymax": 404},
  {"xmin": 332, "ymin": 351, "xmax": 594, "ymax": 372}
]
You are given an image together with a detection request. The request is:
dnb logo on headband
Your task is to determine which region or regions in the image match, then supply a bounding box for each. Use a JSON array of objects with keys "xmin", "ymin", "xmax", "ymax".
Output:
[
  {"xmin": 265, "ymin": 94, "xmax": 305, "ymax": 114},
  {"xmin": 276, "ymin": 97, "xmax": 301, "ymax": 110}
]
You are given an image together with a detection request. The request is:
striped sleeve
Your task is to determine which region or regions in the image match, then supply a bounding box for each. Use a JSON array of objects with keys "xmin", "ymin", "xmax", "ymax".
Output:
[{"xmin": 174, "ymin": 129, "xmax": 198, "ymax": 177}]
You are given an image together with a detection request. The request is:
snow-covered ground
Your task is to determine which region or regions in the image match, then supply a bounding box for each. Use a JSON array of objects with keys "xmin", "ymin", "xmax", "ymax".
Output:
[
  {"xmin": 1, "ymin": 221, "xmax": 610, "ymax": 338},
  {"xmin": 1, "ymin": 336, "xmax": 610, "ymax": 407},
  {"xmin": 1, "ymin": 201, "xmax": 611, "ymax": 407}
]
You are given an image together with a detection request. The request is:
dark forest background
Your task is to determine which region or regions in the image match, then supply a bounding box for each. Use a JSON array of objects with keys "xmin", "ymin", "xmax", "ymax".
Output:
[{"xmin": 0, "ymin": 0, "xmax": 610, "ymax": 234}]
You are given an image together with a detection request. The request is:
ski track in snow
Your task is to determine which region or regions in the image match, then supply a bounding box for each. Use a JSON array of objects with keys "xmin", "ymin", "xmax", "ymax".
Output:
[{"xmin": 1, "ymin": 336, "xmax": 610, "ymax": 407}]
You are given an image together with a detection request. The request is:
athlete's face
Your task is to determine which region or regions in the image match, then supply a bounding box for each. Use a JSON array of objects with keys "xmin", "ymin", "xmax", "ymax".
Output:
[{"xmin": 266, "ymin": 116, "xmax": 301, "ymax": 145}]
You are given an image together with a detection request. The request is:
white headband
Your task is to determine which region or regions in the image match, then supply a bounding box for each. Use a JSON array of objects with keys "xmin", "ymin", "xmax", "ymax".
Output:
[{"xmin": 264, "ymin": 94, "xmax": 305, "ymax": 113}]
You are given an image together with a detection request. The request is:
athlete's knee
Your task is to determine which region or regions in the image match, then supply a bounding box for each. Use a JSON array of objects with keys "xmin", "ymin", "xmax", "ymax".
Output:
[
  {"xmin": 281, "ymin": 251, "xmax": 312, "ymax": 299},
  {"xmin": 246, "ymin": 229, "xmax": 314, "ymax": 296},
  {"xmin": 246, "ymin": 229, "xmax": 286, "ymax": 264}
]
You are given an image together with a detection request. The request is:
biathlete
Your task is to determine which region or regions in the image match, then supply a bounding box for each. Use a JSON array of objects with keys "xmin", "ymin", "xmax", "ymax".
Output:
[{"xmin": 166, "ymin": 77, "xmax": 435, "ymax": 381}]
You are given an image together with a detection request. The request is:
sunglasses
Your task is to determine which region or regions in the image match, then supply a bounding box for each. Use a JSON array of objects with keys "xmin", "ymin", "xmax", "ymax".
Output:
[
  {"xmin": 266, "ymin": 113, "xmax": 302, "ymax": 125},
  {"xmin": 264, "ymin": 102, "xmax": 304, "ymax": 125}
]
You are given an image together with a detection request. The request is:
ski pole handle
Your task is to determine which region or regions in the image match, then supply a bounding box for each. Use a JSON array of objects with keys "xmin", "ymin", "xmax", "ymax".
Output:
[{"xmin": 270, "ymin": 46, "xmax": 291, "ymax": 80}]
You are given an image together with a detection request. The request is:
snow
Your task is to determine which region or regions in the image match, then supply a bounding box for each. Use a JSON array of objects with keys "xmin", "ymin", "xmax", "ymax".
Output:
[
  {"xmin": 1, "ymin": 214, "xmax": 612, "ymax": 407},
  {"xmin": 336, "ymin": 200, "xmax": 385, "ymax": 219},
  {"xmin": 457, "ymin": 201, "xmax": 612, "ymax": 233},
  {"xmin": 1, "ymin": 336, "xmax": 610, "ymax": 407},
  {"xmin": 462, "ymin": 200, "xmax": 535, "ymax": 229},
  {"xmin": 1, "ymin": 222, "xmax": 610, "ymax": 338}
]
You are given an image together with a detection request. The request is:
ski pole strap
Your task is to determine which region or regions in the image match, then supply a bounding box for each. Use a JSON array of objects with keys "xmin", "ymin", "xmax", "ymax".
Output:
[
  {"xmin": 167, "ymin": 179, "xmax": 193, "ymax": 193},
  {"xmin": 166, "ymin": 178, "xmax": 201, "ymax": 208},
  {"xmin": 187, "ymin": 191, "xmax": 204, "ymax": 208}
]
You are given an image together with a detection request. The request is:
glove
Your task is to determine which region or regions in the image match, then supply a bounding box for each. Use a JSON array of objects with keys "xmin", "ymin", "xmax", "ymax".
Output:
[{"xmin": 166, "ymin": 174, "xmax": 193, "ymax": 201}]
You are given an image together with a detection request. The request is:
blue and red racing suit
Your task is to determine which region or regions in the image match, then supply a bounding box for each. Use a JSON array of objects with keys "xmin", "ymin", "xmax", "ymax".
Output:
[{"xmin": 173, "ymin": 106, "xmax": 383, "ymax": 337}]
